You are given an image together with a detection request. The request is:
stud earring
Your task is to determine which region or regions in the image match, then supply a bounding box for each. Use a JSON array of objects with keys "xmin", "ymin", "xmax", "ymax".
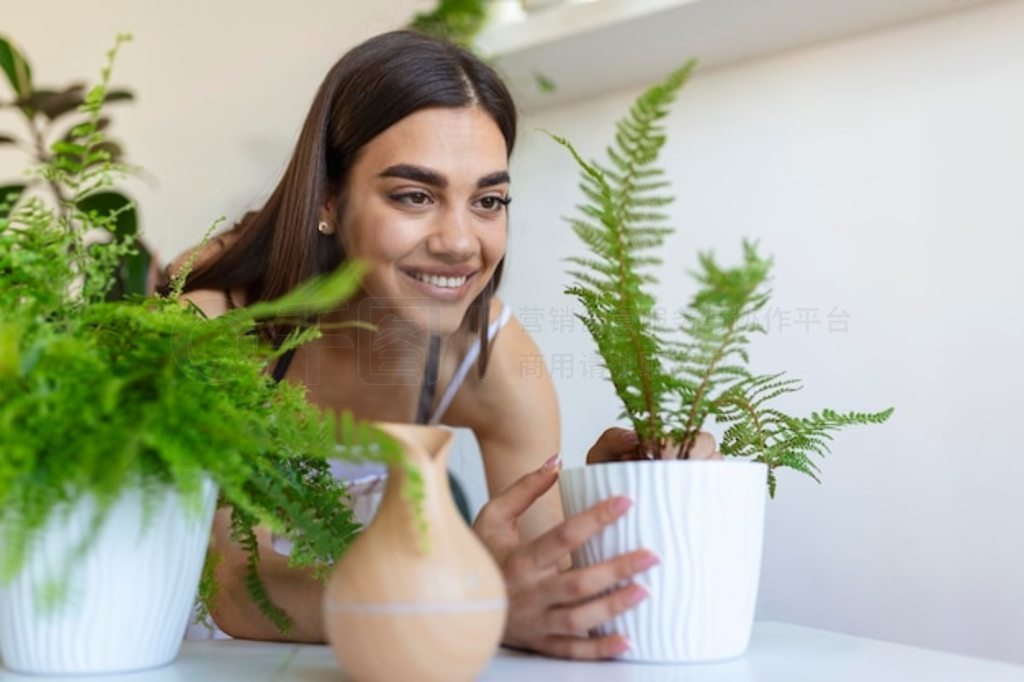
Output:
[{"xmin": 317, "ymin": 220, "xmax": 334, "ymax": 235}]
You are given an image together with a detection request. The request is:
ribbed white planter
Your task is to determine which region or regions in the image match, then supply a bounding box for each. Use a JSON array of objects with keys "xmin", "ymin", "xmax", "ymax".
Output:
[
  {"xmin": 0, "ymin": 479, "xmax": 217, "ymax": 674},
  {"xmin": 560, "ymin": 461, "xmax": 767, "ymax": 663}
]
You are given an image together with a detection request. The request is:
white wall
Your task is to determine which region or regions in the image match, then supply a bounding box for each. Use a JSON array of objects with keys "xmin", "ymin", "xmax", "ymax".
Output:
[
  {"xmin": 504, "ymin": 0, "xmax": 1024, "ymax": 665},
  {"xmin": 3, "ymin": 0, "xmax": 1022, "ymax": 665},
  {"xmin": 0, "ymin": 0, "xmax": 430, "ymax": 258}
]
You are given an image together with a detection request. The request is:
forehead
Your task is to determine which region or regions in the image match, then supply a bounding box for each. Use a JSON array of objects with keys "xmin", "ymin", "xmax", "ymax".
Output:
[{"xmin": 356, "ymin": 106, "xmax": 508, "ymax": 177}]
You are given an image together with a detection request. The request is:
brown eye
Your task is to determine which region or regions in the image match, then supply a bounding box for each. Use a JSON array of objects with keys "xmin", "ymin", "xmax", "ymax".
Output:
[
  {"xmin": 392, "ymin": 191, "xmax": 433, "ymax": 206},
  {"xmin": 477, "ymin": 195, "xmax": 511, "ymax": 212}
]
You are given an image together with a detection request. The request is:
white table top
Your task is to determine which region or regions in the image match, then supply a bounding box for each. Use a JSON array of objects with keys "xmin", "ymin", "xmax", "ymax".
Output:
[{"xmin": 2, "ymin": 622, "xmax": 1021, "ymax": 681}]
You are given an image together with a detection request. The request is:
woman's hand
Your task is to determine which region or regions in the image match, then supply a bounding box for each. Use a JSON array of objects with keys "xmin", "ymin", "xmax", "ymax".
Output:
[
  {"xmin": 586, "ymin": 427, "xmax": 723, "ymax": 463},
  {"xmin": 472, "ymin": 429, "xmax": 660, "ymax": 659}
]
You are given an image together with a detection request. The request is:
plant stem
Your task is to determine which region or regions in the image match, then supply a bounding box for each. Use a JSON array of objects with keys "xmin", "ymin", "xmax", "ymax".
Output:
[
  {"xmin": 677, "ymin": 312, "xmax": 742, "ymax": 459},
  {"xmin": 27, "ymin": 115, "xmax": 70, "ymax": 221}
]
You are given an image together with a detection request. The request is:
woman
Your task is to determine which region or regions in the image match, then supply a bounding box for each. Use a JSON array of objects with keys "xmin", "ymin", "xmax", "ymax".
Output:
[{"xmin": 177, "ymin": 30, "xmax": 696, "ymax": 659}]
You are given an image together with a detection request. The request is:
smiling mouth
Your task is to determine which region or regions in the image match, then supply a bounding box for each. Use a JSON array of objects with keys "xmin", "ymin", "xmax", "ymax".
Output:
[
  {"xmin": 406, "ymin": 271, "xmax": 473, "ymax": 289},
  {"xmin": 399, "ymin": 269, "xmax": 478, "ymax": 298}
]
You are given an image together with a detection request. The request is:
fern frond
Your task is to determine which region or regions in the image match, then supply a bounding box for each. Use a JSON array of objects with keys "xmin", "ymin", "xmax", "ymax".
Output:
[
  {"xmin": 229, "ymin": 507, "xmax": 291, "ymax": 633},
  {"xmin": 545, "ymin": 60, "xmax": 696, "ymax": 453},
  {"xmin": 671, "ymin": 241, "xmax": 772, "ymax": 455}
]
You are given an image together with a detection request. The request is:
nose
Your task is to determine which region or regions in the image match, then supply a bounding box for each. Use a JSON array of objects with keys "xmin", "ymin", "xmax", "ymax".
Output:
[{"xmin": 426, "ymin": 206, "xmax": 476, "ymax": 261}]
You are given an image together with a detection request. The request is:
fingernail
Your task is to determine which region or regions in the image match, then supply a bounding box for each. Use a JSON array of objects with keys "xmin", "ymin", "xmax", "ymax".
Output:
[
  {"xmin": 610, "ymin": 496, "xmax": 632, "ymax": 514},
  {"xmin": 612, "ymin": 637, "xmax": 631, "ymax": 655},
  {"xmin": 633, "ymin": 552, "xmax": 660, "ymax": 571},
  {"xmin": 541, "ymin": 454, "xmax": 561, "ymax": 472},
  {"xmin": 625, "ymin": 586, "xmax": 648, "ymax": 606}
]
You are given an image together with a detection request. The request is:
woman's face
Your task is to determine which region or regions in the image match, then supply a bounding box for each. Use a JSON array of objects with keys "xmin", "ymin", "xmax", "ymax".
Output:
[{"xmin": 336, "ymin": 105, "xmax": 509, "ymax": 335}]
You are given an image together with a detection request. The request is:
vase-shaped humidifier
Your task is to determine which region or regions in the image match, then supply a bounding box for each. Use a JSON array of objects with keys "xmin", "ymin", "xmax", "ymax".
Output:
[{"xmin": 323, "ymin": 423, "xmax": 506, "ymax": 682}]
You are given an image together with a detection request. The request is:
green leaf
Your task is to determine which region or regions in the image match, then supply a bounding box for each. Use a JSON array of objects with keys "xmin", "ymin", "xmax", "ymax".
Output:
[
  {"xmin": 103, "ymin": 89, "xmax": 133, "ymax": 105},
  {"xmin": 19, "ymin": 84, "xmax": 85, "ymax": 120},
  {"xmin": 0, "ymin": 36, "xmax": 33, "ymax": 99},
  {"xmin": 408, "ymin": 0, "xmax": 487, "ymax": 46},
  {"xmin": 0, "ymin": 183, "xmax": 26, "ymax": 220},
  {"xmin": 78, "ymin": 190, "xmax": 137, "ymax": 238},
  {"xmin": 534, "ymin": 72, "xmax": 556, "ymax": 94},
  {"xmin": 51, "ymin": 140, "xmax": 87, "ymax": 157},
  {"xmin": 117, "ymin": 246, "xmax": 152, "ymax": 297},
  {"xmin": 239, "ymin": 262, "xmax": 368, "ymax": 321}
]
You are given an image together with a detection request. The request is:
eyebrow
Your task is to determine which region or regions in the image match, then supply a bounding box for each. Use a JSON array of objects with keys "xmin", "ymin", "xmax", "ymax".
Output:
[
  {"xmin": 477, "ymin": 170, "xmax": 511, "ymax": 188},
  {"xmin": 379, "ymin": 164, "xmax": 510, "ymax": 189}
]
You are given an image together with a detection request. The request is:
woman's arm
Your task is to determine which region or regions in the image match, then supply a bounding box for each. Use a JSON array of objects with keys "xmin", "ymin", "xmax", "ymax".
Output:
[
  {"xmin": 453, "ymin": 307, "xmax": 564, "ymax": 542},
  {"xmin": 182, "ymin": 288, "xmax": 327, "ymax": 642}
]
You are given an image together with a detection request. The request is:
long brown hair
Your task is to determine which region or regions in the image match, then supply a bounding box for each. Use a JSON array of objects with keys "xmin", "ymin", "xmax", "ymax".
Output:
[{"xmin": 174, "ymin": 30, "xmax": 517, "ymax": 375}]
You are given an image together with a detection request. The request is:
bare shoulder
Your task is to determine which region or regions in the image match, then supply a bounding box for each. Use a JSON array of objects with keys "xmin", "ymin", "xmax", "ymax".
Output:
[
  {"xmin": 172, "ymin": 232, "xmax": 245, "ymax": 320},
  {"xmin": 167, "ymin": 231, "xmax": 239, "ymax": 284},
  {"xmin": 180, "ymin": 286, "xmax": 237, "ymax": 319},
  {"xmin": 448, "ymin": 296, "xmax": 559, "ymax": 433}
]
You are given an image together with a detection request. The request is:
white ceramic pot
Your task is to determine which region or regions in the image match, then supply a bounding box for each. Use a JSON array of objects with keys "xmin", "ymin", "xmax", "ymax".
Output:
[
  {"xmin": 0, "ymin": 479, "xmax": 218, "ymax": 674},
  {"xmin": 559, "ymin": 461, "xmax": 767, "ymax": 663}
]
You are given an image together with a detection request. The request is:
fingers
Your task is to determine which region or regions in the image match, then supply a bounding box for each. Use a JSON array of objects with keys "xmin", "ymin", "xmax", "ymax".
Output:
[
  {"xmin": 586, "ymin": 427, "xmax": 640, "ymax": 464},
  {"xmin": 545, "ymin": 550, "xmax": 658, "ymax": 603},
  {"xmin": 547, "ymin": 582, "xmax": 648, "ymax": 636},
  {"xmin": 476, "ymin": 454, "xmax": 561, "ymax": 529},
  {"xmin": 688, "ymin": 431, "xmax": 723, "ymax": 460},
  {"xmin": 521, "ymin": 496, "xmax": 632, "ymax": 570},
  {"xmin": 539, "ymin": 633, "xmax": 631, "ymax": 660},
  {"xmin": 585, "ymin": 428, "xmax": 723, "ymax": 463}
]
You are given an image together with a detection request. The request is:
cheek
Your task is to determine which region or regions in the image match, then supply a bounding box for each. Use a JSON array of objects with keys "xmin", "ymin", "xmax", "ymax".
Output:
[
  {"xmin": 482, "ymin": 226, "xmax": 507, "ymax": 268},
  {"xmin": 343, "ymin": 216, "xmax": 417, "ymax": 264}
]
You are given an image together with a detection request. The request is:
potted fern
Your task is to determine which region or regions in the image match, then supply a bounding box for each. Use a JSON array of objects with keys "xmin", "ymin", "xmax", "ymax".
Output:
[
  {"xmin": 549, "ymin": 62, "xmax": 893, "ymax": 663},
  {"xmin": 0, "ymin": 36, "xmax": 403, "ymax": 675}
]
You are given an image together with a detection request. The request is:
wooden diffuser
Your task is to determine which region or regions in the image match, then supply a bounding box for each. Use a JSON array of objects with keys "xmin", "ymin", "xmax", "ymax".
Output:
[{"xmin": 323, "ymin": 423, "xmax": 507, "ymax": 681}]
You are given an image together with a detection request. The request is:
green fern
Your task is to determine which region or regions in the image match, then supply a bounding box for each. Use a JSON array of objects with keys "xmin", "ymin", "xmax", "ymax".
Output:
[
  {"xmin": 553, "ymin": 62, "xmax": 893, "ymax": 494},
  {"xmin": 545, "ymin": 60, "xmax": 697, "ymax": 452},
  {"xmin": 666, "ymin": 242, "xmax": 772, "ymax": 457},
  {"xmin": 0, "ymin": 36, "xmax": 421, "ymax": 635}
]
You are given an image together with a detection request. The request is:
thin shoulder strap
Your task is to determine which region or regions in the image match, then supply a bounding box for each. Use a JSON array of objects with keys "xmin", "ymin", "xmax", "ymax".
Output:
[
  {"xmin": 271, "ymin": 348, "xmax": 297, "ymax": 384},
  {"xmin": 415, "ymin": 335, "xmax": 442, "ymax": 424},
  {"xmin": 428, "ymin": 303, "xmax": 513, "ymax": 424},
  {"xmin": 274, "ymin": 333, "xmax": 441, "ymax": 420},
  {"xmin": 227, "ymin": 287, "xmax": 292, "ymax": 384}
]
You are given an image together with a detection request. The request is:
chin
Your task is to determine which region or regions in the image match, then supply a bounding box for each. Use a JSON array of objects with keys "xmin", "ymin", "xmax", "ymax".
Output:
[
  {"xmin": 356, "ymin": 287, "xmax": 469, "ymax": 333},
  {"xmin": 399, "ymin": 303, "xmax": 474, "ymax": 337}
]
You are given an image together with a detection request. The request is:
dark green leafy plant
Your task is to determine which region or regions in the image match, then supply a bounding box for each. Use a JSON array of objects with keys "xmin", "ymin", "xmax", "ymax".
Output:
[
  {"xmin": 550, "ymin": 61, "xmax": 893, "ymax": 496},
  {"xmin": 0, "ymin": 33, "xmax": 151, "ymax": 298},
  {"xmin": 407, "ymin": 0, "xmax": 557, "ymax": 96},
  {"xmin": 408, "ymin": 0, "xmax": 488, "ymax": 47},
  {"xmin": 0, "ymin": 37, "xmax": 423, "ymax": 633}
]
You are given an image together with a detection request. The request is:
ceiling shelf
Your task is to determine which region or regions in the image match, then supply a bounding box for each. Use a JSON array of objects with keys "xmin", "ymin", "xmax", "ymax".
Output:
[{"xmin": 476, "ymin": 0, "xmax": 995, "ymax": 112}]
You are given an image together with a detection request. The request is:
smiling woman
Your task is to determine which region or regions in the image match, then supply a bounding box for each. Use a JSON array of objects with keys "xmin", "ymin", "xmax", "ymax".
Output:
[{"xmin": 167, "ymin": 29, "xmax": 667, "ymax": 659}]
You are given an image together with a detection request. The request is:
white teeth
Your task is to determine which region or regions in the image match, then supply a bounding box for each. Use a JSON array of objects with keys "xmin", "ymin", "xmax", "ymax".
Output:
[{"xmin": 412, "ymin": 272, "xmax": 468, "ymax": 288}]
